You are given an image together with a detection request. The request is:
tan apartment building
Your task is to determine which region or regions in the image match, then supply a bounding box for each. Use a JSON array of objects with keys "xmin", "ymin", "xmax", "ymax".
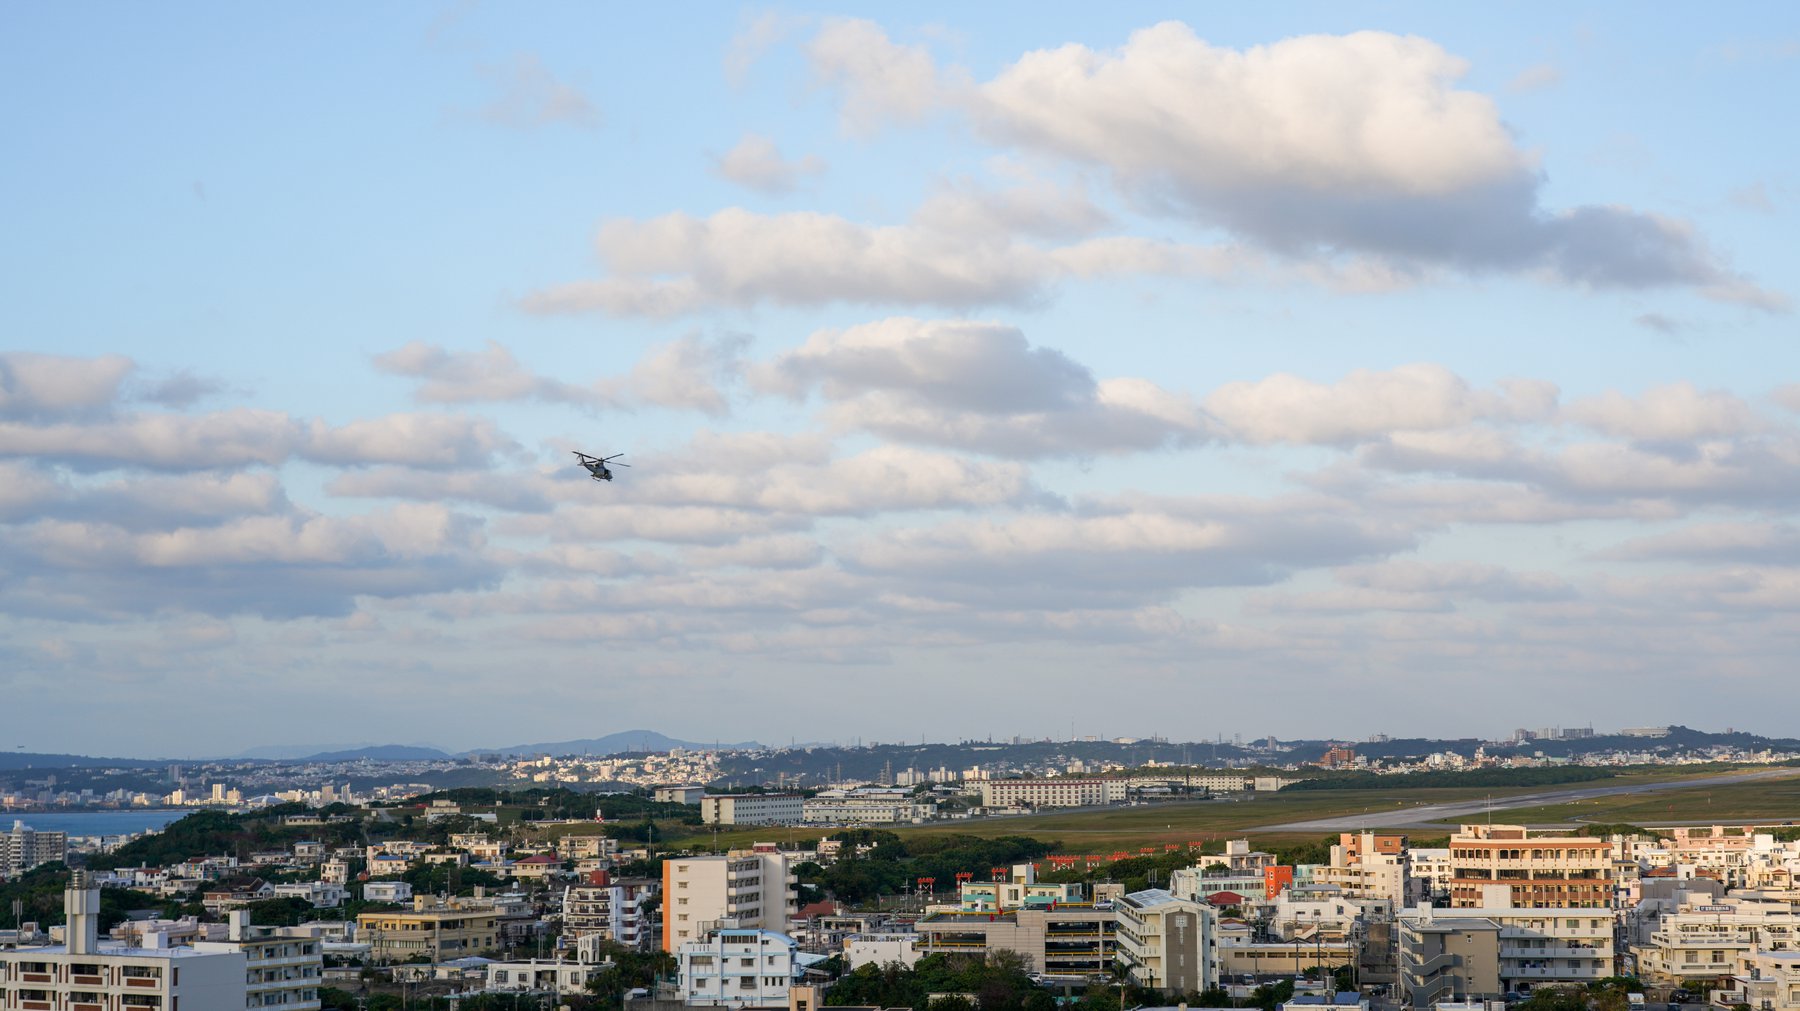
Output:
[
  {"xmin": 914, "ymin": 904, "xmax": 1115, "ymax": 977},
  {"xmin": 1114, "ymin": 889, "xmax": 1218, "ymax": 994},
  {"xmin": 662, "ymin": 849, "xmax": 796, "ymax": 952},
  {"xmin": 1449, "ymin": 825, "xmax": 1610, "ymax": 909},
  {"xmin": 356, "ymin": 899, "xmax": 499, "ymax": 963}
]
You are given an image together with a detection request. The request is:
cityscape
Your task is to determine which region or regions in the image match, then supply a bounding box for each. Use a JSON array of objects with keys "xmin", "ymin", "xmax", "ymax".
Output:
[{"xmin": 5, "ymin": 5, "xmax": 1799, "ymax": 1011}]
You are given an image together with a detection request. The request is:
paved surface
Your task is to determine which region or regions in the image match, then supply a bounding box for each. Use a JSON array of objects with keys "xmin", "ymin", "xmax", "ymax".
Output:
[{"xmin": 1255, "ymin": 767, "xmax": 1800, "ymax": 831}]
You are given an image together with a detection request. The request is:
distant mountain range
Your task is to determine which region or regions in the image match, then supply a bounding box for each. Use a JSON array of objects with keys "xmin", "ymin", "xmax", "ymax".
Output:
[
  {"xmin": 0, "ymin": 751, "xmax": 166, "ymax": 771},
  {"xmin": 466, "ymin": 730, "xmax": 760, "ymax": 757}
]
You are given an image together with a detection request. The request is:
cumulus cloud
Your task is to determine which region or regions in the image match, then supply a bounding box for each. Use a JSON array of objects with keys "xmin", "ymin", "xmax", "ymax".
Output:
[
  {"xmin": 807, "ymin": 17, "xmax": 955, "ymax": 134},
  {"xmin": 1563, "ymin": 382, "xmax": 1762, "ymax": 441},
  {"xmin": 519, "ymin": 207, "xmax": 1221, "ymax": 315},
  {"xmin": 757, "ymin": 317, "xmax": 1206, "ymax": 457},
  {"xmin": 0, "ymin": 352, "xmax": 134, "ymax": 420},
  {"xmin": 1206, "ymin": 364, "xmax": 1557, "ymax": 446},
  {"xmin": 790, "ymin": 20, "xmax": 1779, "ymax": 307},
  {"xmin": 1597, "ymin": 522, "xmax": 1800, "ymax": 565},
  {"xmin": 0, "ymin": 504, "xmax": 499, "ymax": 619},
  {"xmin": 476, "ymin": 54, "xmax": 600, "ymax": 130},
  {"xmin": 837, "ymin": 496, "xmax": 1415, "ymax": 609},
  {"xmin": 712, "ymin": 134, "xmax": 825, "ymax": 194},
  {"xmin": 725, "ymin": 10, "xmax": 807, "ymax": 88},
  {"xmin": 375, "ymin": 336, "xmax": 744, "ymax": 416}
]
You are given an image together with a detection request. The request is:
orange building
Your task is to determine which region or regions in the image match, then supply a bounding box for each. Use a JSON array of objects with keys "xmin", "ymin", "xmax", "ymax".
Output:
[
  {"xmin": 1264, "ymin": 865, "xmax": 1294, "ymax": 899},
  {"xmin": 1449, "ymin": 824, "xmax": 1610, "ymax": 909}
]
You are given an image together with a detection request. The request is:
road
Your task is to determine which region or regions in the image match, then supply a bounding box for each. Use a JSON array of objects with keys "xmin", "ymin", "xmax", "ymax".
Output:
[{"xmin": 1256, "ymin": 767, "xmax": 1800, "ymax": 831}]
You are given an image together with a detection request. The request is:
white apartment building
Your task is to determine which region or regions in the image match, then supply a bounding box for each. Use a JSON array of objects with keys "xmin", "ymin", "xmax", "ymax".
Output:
[
  {"xmin": 0, "ymin": 873, "xmax": 249, "ymax": 1011},
  {"xmin": 1409, "ymin": 849, "xmax": 1455, "ymax": 906},
  {"xmin": 1268, "ymin": 887, "xmax": 1385, "ymax": 942},
  {"xmin": 801, "ymin": 794, "xmax": 933, "ymax": 826},
  {"xmin": 1713, "ymin": 949, "xmax": 1800, "ymax": 1011},
  {"xmin": 700, "ymin": 795, "xmax": 805, "ymax": 827},
  {"xmin": 269, "ymin": 882, "xmax": 344, "ymax": 909},
  {"xmin": 194, "ymin": 913, "xmax": 324, "ymax": 1011},
  {"xmin": 1633, "ymin": 896, "xmax": 1800, "ymax": 985},
  {"xmin": 1401, "ymin": 903, "xmax": 1616, "ymax": 990},
  {"xmin": 1114, "ymin": 889, "xmax": 1219, "ymax": 995},
  {"xmin": 361, "ymin": 881, "xmax": 413, "ymax": 905},
  {"xmin": 842, "ymin": 934, "xmax": 922, "ymax": 971},
  {"xmin": 677, "ymin": 929, "xmax": 806, "ymax": 1007},
  {"xmin": 1, "ymin": 822, "xmax": 68, "ymax": 876},
  {"xmin": 483, "ymin": 959, "xmax": 608, "ymax": 996},
  {"xmin": 979, "ymin": 778, "xmax": 1128, "ymax": 810},
  {"xmin": 662, "ymin": 851, "xmax": 797, "ymax": 952}
]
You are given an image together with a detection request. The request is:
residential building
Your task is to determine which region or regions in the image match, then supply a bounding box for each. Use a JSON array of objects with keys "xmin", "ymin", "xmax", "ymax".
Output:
[
  {"xmin": 677, "ymin": 929, "xmax": 807, "ymax": 1007},
  {"xmin": 842, "ymin": 934, "xmax": 922, "ymax": 971},
  {"xmin": 362, "ymin": 881, "xmax": 413, "ymax": 905},
  {"xmin": 1409, "ymin": 849, "xmax": 1455, "ymax": 907},
  {"xmin": 655, "ymin": 787, "xmax": 707, "ymax": 805},
  {"xmin": 1168, "ymin": 869, "xmax": 1268, "ymax": 907},
  {"xmin": 1114, "ymin": 889, "xmax": 1218, "ymax": 994},
  {"xmin": 978, "ymin": 778, "xmax": 1127, "ymax": 810},
  {"xmin": 914, "ymin": 904, "xmax": 1115, "ymax": 976},
  {"xmin": 356, "ymin": 899, "xmax": 500, "ymax": 963},
  {"xmin": 1449, "ymin": 825, "xmax": 1610, "ymax": 909},
  {"xmin": 484, "ymin": 959, "xmax": 609, "ymax": 996},
  {"xmin": 1633, "ymin": 896, "xmax": 1800, "ymax": 985},
  {"xmin": 1397, "ymin": 915, "xmax": 1503, "ymax": 1006},
  {"xmin": 1218, "ymin": 939, "xmax": 1358, "ymax": 981},
  {"xmin": 270, "ymin": 882, "xmax": 344, "ymax": 909},
  {"xmin": 1711, "ymin": 949, "xmax": 1800, "ymax": 1011},
  {"xmin": 955, "ymin": 864, "xmax": 1084, "ymax": 913},
  {"xmin": 663, "ymin": 850, "xmax": 797, "ymax": 952},
  {"xmin": 1319, "ymin": 833, "xmax": 1410, "ymax": 907},
  {"xmin": 1400, "ymin": 903, "xmax": 1615, "ymax": 995},
  {"xmin": 1, "ymin": 823, "xmax": 68, "ymax": 877},
  {"xmin": 0, "ymin": 872, "xmax": 248, "ymax": 1010},
  {"xmin": 564, "ymin": 872, "xmax": 657, "ymax": 949},
  {"xmin": 700, "ymin": 795, "xmax": 805, "ymax": 827},
  {"xmin": 194, "ymin": 912, "xmax": 324, "ymax": 1011}
]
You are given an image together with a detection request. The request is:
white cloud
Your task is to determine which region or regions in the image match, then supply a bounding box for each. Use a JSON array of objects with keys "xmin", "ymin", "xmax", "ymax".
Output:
[
  {"xmin": 0, "ymin": 352, "xmax": 135, "ymax": 420},
  {"xmin": 1563, "ymin": 382, "xmax": 1762, "ymax": 441},
  {"xmin": 476, "ymin": 54, "xmax": 600, "ymax": 130},
  {"xmin": 375, "ymin": 336, "xmax": 744, "ymax": 417},
  {"xmin": 725, "ymin": 10, "xmax": 806, "ymax": 88},
  {"xmin": 807, "ymin": 17, "xmax": 953, "ymax": 134},
  {"xmin": 1205, "ymin": 364, "xmax": 1557, "ymax": 445},
  {"xmin": 791, "ymin": 19, "xmax": 1781, "ymax": 307},
  {"xmin": 712, "ymin": 134, "xmax": 825, "ymax": 194},
  {"xmin": 758, "ymin": 317, "xmax": 1205, "ymax": 457},
  {"xmin": 1506, "ymin": 62, "xmax": 1562, "ymax": 93}
]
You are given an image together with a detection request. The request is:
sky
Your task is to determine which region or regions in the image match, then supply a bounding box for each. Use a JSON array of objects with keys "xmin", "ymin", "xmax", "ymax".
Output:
[{"xmin": 3, "ymin": 3, "xmax": 1798, "ymax": 759}]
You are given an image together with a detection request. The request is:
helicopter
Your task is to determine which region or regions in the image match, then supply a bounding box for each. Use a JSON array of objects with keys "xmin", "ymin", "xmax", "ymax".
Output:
[{"xmin": 572, "ymin": 450, "xmax": 629, "ymax": 482}]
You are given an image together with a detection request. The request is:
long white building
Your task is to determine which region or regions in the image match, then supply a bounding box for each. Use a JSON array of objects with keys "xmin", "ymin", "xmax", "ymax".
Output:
[
  {"xmin": 699, "ymin": 794, "xmax": 804, "ymax": 826},
  {"xmin": 979, "ymin": 778, "xmax": 1128, "ymax": 809},
  {"xmin": 0, "ymin": 873, "xmax": 248, "ymax": 1011}
]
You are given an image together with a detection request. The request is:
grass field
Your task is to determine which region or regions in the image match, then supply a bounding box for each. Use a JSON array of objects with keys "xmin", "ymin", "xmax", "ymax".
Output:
[
  {"xmin": 1486, "ymin": 773, "xmax": 1800, "ymax": 828},
  {"xmin": 519, "ymin": 766, "xmax": 1800, "ymax": 856}
]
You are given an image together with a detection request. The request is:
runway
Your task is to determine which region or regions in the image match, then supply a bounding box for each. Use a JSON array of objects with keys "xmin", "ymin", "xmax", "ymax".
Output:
[{"xmin": 1256, "ymin": 767, "xmax": 1800, "ymax": 831}]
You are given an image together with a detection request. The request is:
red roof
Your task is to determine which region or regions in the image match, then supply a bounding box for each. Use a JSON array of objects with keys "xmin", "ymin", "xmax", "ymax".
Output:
[
  {"xmin": 517, "ymin": 854, "xmax": 560, "ymax": 864},
  {"xmin": 1205, "ymin": 891, "xmax": 1246, "ymax": 906}
]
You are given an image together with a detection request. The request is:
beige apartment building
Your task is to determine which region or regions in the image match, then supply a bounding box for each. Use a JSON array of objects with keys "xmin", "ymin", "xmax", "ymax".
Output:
[
  {"xmin": 1114, "ymin": 889, "xmax": 1218, "ymax": 994},
  {"xmin": 661, "ymin": 849, "xmax": 797, "ymax": 952},
  {"xmin": 356, "ymin": 899, "xmax": 499, "ymax": 963},
  {"xmin": 914, "ymin": 904, "xmax": 1116, "ymax": 977},
  {"xmin": 1449, "ymin": 825, "xmax": 1610, "ymax": 909}
]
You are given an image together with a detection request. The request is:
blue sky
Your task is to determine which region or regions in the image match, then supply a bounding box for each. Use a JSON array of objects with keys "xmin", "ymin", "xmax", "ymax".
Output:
[{"xmin": 2, "ymin": 3, "xmax": 1797, "ymax": 757}]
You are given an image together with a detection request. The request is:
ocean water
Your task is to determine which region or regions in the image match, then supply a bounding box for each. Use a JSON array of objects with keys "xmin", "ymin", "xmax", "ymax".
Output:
[{"xmin": 5, "ymin": 810, "xmax": 186, "ymax": 837}]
